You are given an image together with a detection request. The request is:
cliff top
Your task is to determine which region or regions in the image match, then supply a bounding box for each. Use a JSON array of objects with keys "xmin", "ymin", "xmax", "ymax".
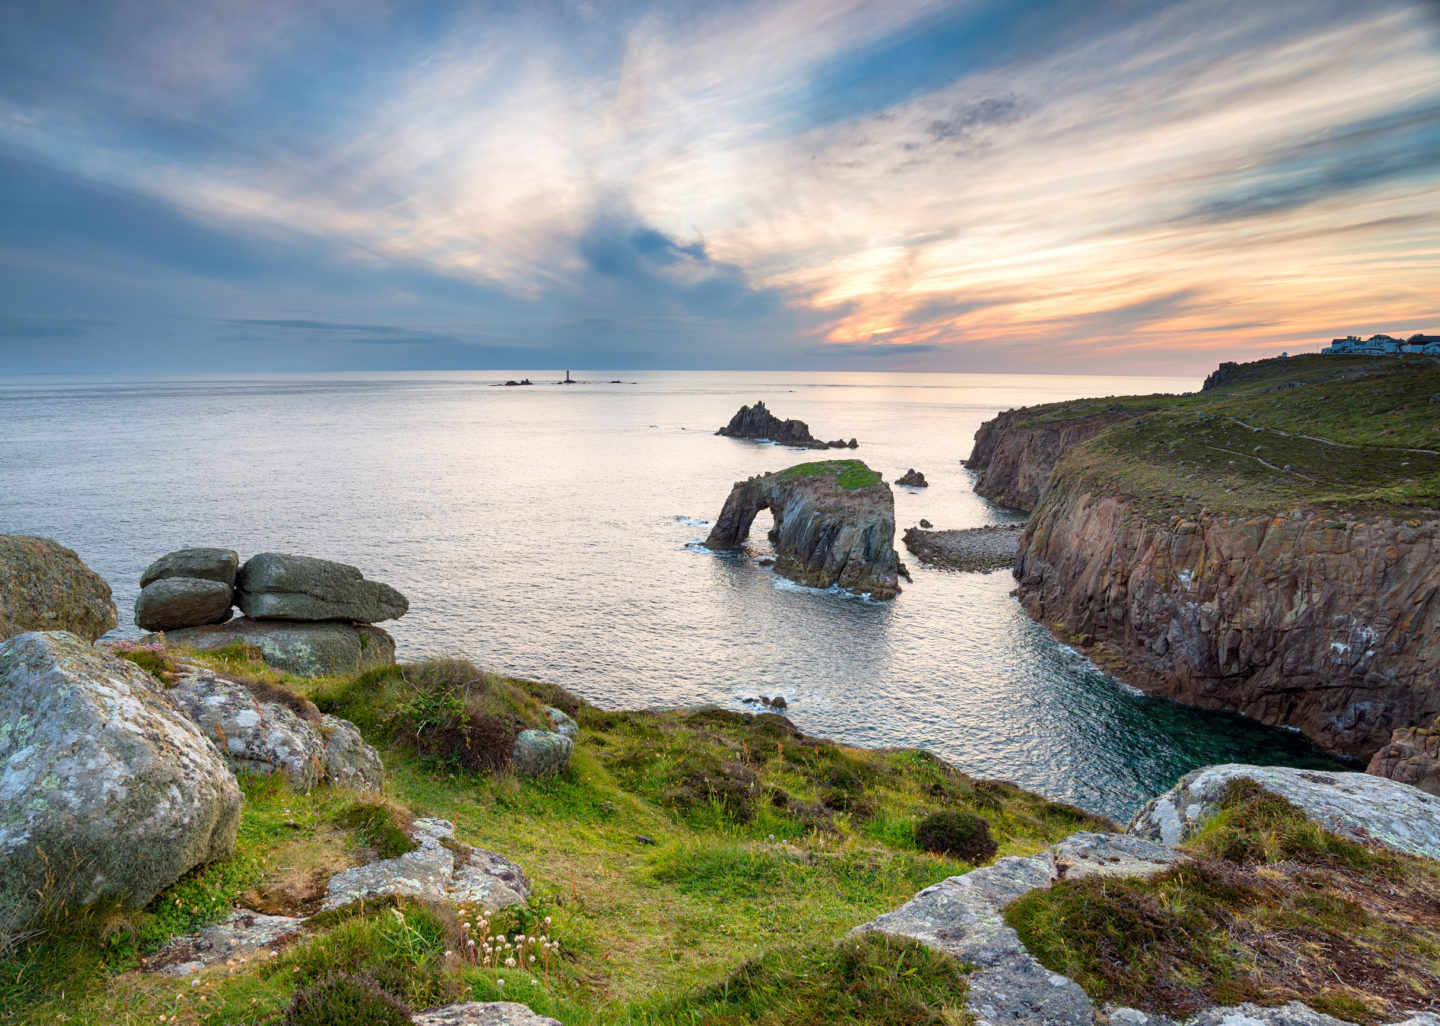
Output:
[
  {"xmin": 778, "ymin": 458, "xmax": 883, "ymax": 490},
  {"xmin": 1031, "ymin": 355, "xmax": 1440, "ymax": 517}
]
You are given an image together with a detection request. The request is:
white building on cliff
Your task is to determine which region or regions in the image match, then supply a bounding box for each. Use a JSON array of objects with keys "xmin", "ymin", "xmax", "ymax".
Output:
[{"xmin": 1322, "ymin": 333, "xmax": 1440, "ymax": 355}]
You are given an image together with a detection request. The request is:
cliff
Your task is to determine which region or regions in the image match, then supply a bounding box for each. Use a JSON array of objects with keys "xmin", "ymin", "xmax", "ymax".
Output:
[
  {"xmin": 1003, "ymin": 355, "xmax": 1440, "ymax": 760},
  {"xmin": 704, "ymin": 459, "xmax": 901, "ymax": 599}
]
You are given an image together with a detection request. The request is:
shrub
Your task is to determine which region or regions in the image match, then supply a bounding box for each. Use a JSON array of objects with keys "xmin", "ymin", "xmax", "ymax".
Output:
[
  {"xmin": 914, "ymin": 810, "xmax": 997, "ymax": 862},
  {"xmin": 283, "ymin": 972, "xmax": 413, "ymax": 1026},
  {"xmin": 664, "ymin": 758, "xmax": 760, "ymax": 824}
]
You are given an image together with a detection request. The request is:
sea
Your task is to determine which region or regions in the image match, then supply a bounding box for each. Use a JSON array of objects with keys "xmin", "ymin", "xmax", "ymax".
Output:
[{"xmin": 0, "ymin": 369, "xmax": 1346, "ymax": 821}]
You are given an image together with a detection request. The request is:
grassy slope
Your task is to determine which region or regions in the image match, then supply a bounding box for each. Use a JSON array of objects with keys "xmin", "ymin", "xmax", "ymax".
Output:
[
  {"xmin": 4, "ymin": 647, "xmax": 1107, "ymax": 1026},
  {"xmin": 1013, "ymin": 354, "xmax": 1440, "ymax": 517}
]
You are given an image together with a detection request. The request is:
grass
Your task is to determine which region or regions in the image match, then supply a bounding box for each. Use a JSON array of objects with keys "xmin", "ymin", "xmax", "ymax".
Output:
[
  {"xmin": 3, "ymin": 646, "xmax": 1109, "ymax": 1025},
  {"xmin": 778, "ymin": 460, "xmax": 884, "ymax": 490},
  {"xmin": 1005, "ymin": 780, "xmax": 1440, "ymax": 1021},
  {"xmin": 1001, "ymin": 353, "xmax": 1440, "ymax": 517}
]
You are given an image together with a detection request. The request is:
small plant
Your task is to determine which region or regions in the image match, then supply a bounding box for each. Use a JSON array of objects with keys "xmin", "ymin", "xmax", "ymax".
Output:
[
  {"xmin": 914, "ymin": 810, "xmax": 997, "ymax": 861},
  {"xmin": 108, "ymin": 640, "xmax": 181, "ymax": 684},
  {"xmin": 335, "ymin": 799, "xmax": 416, "ymax": 860},
  {"xmin": 283, "ymin": 971, "xmax": 413, "ymax": 1026}
]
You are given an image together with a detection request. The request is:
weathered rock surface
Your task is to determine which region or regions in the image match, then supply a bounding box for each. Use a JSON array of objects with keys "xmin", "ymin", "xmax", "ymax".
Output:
[
  {"xmin": 903, "ymin": 524, "xmax": 1023, "ymax": 573},
  {"xmin": 715, "ymin": 400, "xmax": 854, "ymax": 450},
  {"xmin": 166, "ymin": 617, "xmax": 395, "ymax": 677},
  {"xmin": 1051, "ymin": 831, "xmax": 1186, "ymax": 881},
  {"xmin": 896, "ymin": 468, "xmax": 928, "ymax": 487},
  {"xmin": 1128, "ymin": 764, "xmax": 1440, "ymax": 858},
  {"xmin": 704, "ymin": 461, "xmax": 901, "ymax": 599},
  {"xmin": 149, "ymin": 908, "xmax": 301, "ymax": 976},
  {"xmin": 966, "ymin": 406, "xmax": 1137, "ymax": 511},
  {"xmin": 134, "ymin": 577, "xmax": 233, "ymax": 631},
  {"xmin": 413, "ymin": 1003, "xmax": 563, "ymax": 1026},
  {"xmin": 1185, "ymin": 1003, "xmax": 1440, "ymax": 1026},
  {"xmin": 1015, "ymin": 482, "xmax": 1440, "ymax": 758},
  {"xmin": 0, "ymin": 631, "xmax": 241, "ymax": 931},
  {"xmin": 168, "ymin": 668, "xmax": 383, "ymax": 791},
  {"xmin": 0, "ymin": 535, "xmax": 117, "ymax": 642},
  {"xmin": 1367, "ymin": 716, "xmax": 1440, "ymax": 795},
  {"xmin": 141, "ymin": 548, "xmax": 240, "ymax": 589},
  {"xmin": 237, "ymin": 552, "xmax": 408, "ymax": 623},
  {"xmin": 322, "ymin": 818, "xmax": 529, "ymax": 912},
  {"xmin": 512, "ymin": 729, "xmax": 573, "ymax": 777},
  {"xmin": 546, "ymin": 706, "xmax": 579, "ymax": 740}
]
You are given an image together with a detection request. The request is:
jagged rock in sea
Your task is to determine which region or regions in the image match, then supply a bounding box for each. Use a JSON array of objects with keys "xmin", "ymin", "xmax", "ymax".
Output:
[
  {"xmin": 134, "ymin": 576, "xmax": 234, "ymax": 631},
  {"xmin": 1367, "ymin": 716, "xmax": 1440, "ymax": 795},
  {"xmin": 896, "ymin": 468, "xmax": 928, "ymax": 487},
  {"xmin": 321, "ymin": 817, "xmax": 530, "ymax": 912},
  {"xmin": 902, "ymin": 524, "xmax": 1023, "ymax": 573},
  {"xmin": 237, "ymin": 552, "xmax": 409, "ymax": 623},
  {"xmin": 965, "ymin": 404, "xmax": 1138, "ymax": 511},
  {"xmin": 166, "ymin": 617, "xmax": 396, "ymax": 677},
  {"xmin": 0, "ymin": 534, "xmax": 117, "ymax": 642},
  {"xmin": 414, "ymin": 1003, "xmax": 563, "ymax": 1026},
  {"xmin": 141, "ymin": 547, "xmax": 240, "ymax": 588},
  {"xmin": 0, "ymin": 631, "xmax": 241, "ymax": 932},
  {"xmin": 1128, "ymin": 764, "xmax": 1440, "ymax": 858},
  {"xmin": 703, "ymin": 460, "xmax": 901, "ymax": 599},
  {"xmin": 168, "ymin": 667, "xmax": 384, "ymax": 791},
  {"xmin": 715, "ymin": 400, "xmax": 855, "ymax": 449}
]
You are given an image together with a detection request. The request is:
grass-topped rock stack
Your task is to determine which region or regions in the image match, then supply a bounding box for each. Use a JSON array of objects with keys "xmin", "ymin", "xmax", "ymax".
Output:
[
  {"xmin": 704, "ymin": 459, "xmax": 904, "ymax": 599},
  {"xmin": 151, "ymin": 550, "xmax": 408, "ymax": 676}
]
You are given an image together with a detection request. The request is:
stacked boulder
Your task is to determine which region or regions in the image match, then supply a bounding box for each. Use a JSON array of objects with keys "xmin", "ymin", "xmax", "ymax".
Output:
[{"xmin": 140, "ymin": 549, "xmax": 408, "ymax": 677}]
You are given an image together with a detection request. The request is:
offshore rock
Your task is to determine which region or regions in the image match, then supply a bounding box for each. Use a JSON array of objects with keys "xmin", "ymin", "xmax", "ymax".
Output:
[
  {"xmin": 1128, "ymin": 764, "xmax": 1440, "ymax": 859},
  {"xmin": 134, "ymin": 577, "xmax": 233, "ymax": 631},
  {"xmin": 1015, "ymin": 480, "xmax": 1440, "ymax": 757},
  {"xmin": 1367, "ymin": 716, "xmax": 1440, "ymax": 795},
  {"xmin": 903, "ymin": 524, "xmax": 1023, "ymax": 573},
  {"xmin": 169, "ymin": 668, "xmax": 383, "ymax": 791},
  {"xmin": 966, "ymin": 406, "xmax": 1138, "ymax": 512},
  {"xmin": 140, "ymin": 548, "xmax": 240, "ymax": 589},
  {"xmin": 322, "ymin": 818, "xmax": 529, "ymax": 912},
  {"xmin": 0, "ymin": 535, "xmax": 117, "ymax": 642},
  {"xmin": 896, "ymin": 468, "xmax": 928, "ymax": 487},
  {"xmin": 704, "ymin": 460, "xmax": 901, "ymax": 599},
  {"xmin": 414, "ymin": 1004, "xmax": 564, "ymax": 1026},
  {"xmin": 0, "ymin": 631, "xmax": 241, "ymax": 932},
  {"xmin": 237, "ymin": 552, "xmax": 408, "ymax": 623},
  {"xmin": 716, "ymin": 400, "xmax": 840, "ymax": 450},
  {"xmin": 166, "ymin": 617, "xmax": 395, "ymax": 677}
]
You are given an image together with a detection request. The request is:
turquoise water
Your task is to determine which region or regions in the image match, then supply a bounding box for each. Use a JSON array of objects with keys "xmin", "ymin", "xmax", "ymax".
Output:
[{"xmin": 0, "ymin": 370, "xmax": 1346, "ymax": 820}]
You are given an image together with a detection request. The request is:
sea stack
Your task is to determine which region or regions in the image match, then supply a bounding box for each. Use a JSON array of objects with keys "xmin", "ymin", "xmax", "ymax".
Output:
[
  {"xmin": 715, "ymin": 400, "xmax": 856, "ymax": 450},
  {"xmin": 704, "ymin": 459, "xmax": 901, "ymax": 599}
]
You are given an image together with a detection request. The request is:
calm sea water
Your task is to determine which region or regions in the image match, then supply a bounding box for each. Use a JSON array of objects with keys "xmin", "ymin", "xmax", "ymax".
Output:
[{"xmin": 0, "ymin": 370, "xmax": 1344, "ymax": 820}]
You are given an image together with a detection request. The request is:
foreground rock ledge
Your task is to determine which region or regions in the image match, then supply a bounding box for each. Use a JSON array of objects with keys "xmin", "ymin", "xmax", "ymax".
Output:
[
  {"xmin": 166, "ymin": 617, "xmax": 396, "ymax": 677},
  {"xmin": 704, "ymin": 460, "xmax": 901, "ymax": 599},
  {"xmin": 0, "ymin": 631, "xmax": 241, "ymax": 932}
]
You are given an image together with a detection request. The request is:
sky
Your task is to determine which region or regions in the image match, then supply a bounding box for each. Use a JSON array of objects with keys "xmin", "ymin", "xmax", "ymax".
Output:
[{"xmin": 2, "ymin": 0, "xmax": 1438, "ymax": 375}]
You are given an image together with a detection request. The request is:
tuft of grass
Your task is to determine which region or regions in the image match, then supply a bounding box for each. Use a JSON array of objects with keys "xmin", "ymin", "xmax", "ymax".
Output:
[
  {"xmin": 645, "ymin": 932, "xmax": 969, "ymax": 1026},
  {"xmin": 107, "ymin": 639, "xmax": 182, "ymax": 684},
  {"xmin": 778, "ymin": 459, "xmax": 884, "ymax": 490},
  {"xmin": 335, "ymin": 798, "xmax": 417, "ymax": 860}
]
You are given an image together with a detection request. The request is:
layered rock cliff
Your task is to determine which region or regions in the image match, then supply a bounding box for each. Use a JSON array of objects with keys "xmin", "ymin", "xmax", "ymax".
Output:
[
  {"xmin": 965, "ymin": 405, "xmax": 1139, "ymax": 511},
  {"xmin": 704, "ymin": 460, "xmax": 901, "ymax": 599},
  {"xmin": 995, "ymin": 355, "xmax": 1440, "ymax": 760}
]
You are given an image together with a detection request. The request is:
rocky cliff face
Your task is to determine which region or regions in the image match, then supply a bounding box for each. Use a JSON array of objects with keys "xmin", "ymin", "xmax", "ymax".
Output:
[
  {"xmin": 704, "ymin": 461, "xmax": 901, "ymax": 599},
  {"xmin": 1015, "ymin": 469, "xmax": 1440, "ymax": 759},
  {"xmin": 965, "ymin": 407, "xmax": 1136, "ymax": 511}
]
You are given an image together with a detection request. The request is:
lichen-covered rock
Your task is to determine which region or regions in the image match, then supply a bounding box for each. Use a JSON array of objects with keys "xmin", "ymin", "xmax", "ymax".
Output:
[
  {"xmin": 167, "ymin": 669, "xmax": 381, "ymax": 791},
  {"xmin": 149, "ymin": 908, "xmax": 302, "ymax": 976},
  {"xmin": 166, "ymin": 617, "xmax": 395, "ymax": 677},
  {"xmin": 322, "ymin": 818, "xmax": 528, "ymax": 912},
  {"xmin": 1182, "ymin": 1002, "xmax": 1440, "ymax": 1026},
  {"xmin": 704, "ymin": 460, "xmax": 901, "ymax": 599},
  {"xmin": 413, "ymin": 1003, "xmax": 563, "ymax": 1026},
  {"xmin": 1128, "ymin": 764, "xmax": 1440, "ymax": 858},
  {"xmin": 141, "ymin": 548, "xmax": 240, "ymax": 589},
  {"xmin": 512, "ymin": 729, "xmax": 573, "ymax": 777},
  {"xmin": 237, "ymin": 552, "xmax": 408, "ymax": 623},
  {"xmin": 134, "ymin": 577, "xmax": 233, "ymax": 631},
  {"xmin": 546, "ymin": 706, "xmax": 578, "ymax": 740},
  {"xmin": 0, "ymin": 535, "xmax": 117, "ymax": 642},
  {"xmin": 0, "ymin": 631, "xmax": 241, "ymax": 931},
  {"xmin": 1367, "ymin": 717, "xmax": 1440, "ymax": 795},
  {"xmin": 1051, "ymin": 831, "xmax": 1186, "ymax": 881}
]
